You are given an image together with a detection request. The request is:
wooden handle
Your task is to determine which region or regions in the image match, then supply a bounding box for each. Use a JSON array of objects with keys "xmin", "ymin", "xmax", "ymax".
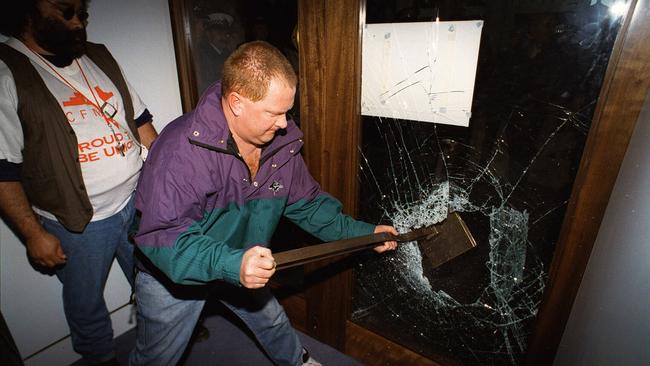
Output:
[{"xmin": 274, "ymin": 225, "xmax": 439, "ymax": 270}]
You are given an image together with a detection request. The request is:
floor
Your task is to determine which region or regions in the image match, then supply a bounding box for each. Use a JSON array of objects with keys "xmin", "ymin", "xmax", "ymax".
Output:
[{"xmin": 71, "ymin": 301, "xmax": 362, "ymax": 366}]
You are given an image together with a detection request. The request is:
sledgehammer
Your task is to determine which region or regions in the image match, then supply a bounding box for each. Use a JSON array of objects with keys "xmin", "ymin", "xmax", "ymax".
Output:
[{"xmin": 274, "ymin": 212, "xmax": 476, "ymax": 270}]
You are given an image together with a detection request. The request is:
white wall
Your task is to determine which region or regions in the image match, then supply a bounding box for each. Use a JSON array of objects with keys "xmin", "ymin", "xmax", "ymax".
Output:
[
  {"xmin": 0, "ymin": 0, "xmax": 181, "ymax": 364},
  {"xmin": 554, "ymin": 91, "xmax": 650, "ymax": 365},
  {"xmin": 86, "ymin": 0, "xmax": 182, "ymax": 131}
]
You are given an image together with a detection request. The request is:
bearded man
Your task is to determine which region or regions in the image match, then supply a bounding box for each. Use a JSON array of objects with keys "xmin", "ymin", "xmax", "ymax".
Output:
[{"xmin": 0, "ymin": 1, "xmax": 157, "ymax": 365}]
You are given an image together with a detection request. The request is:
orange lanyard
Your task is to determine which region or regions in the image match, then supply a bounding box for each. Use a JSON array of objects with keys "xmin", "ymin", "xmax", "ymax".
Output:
[{"xmin": 31, "ymin": 52, "xmax": 126, "ymax": 155}]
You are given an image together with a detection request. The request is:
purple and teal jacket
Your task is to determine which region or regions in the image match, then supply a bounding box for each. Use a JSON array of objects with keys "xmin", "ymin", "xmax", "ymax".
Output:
[{"xmin": 133, "ymin": 82, "xmax": 375, "ymax": 286}]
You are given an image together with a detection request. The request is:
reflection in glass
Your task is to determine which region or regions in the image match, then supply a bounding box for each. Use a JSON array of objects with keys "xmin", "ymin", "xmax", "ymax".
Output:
[
  {"xmin": 183, "ymin": 0, "xmax": 298, "ymax": 98},
  {"xmin": 187, "ymin": 1, "xmax": 243, "ymax": 95},
  {"xmin": 353, "ymin": 1, "xmax": 624, "ymax": 364}
]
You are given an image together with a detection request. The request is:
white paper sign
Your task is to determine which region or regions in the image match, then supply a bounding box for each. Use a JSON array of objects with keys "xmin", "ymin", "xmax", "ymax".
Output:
[{"xmin": 361, "ymin": 21, "xmax": 483, "ymax": 127}]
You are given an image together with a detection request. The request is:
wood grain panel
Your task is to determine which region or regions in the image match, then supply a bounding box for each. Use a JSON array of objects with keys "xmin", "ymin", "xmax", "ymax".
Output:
[
  {"xmin": 345, "ymin": 321, "xmax": 446, "ymax": 366},
  {"xmin": 525, "ymin": 0, "xmax": 650, "ymax": 364},
  {"xmin": 298, "ymin": 0, "xmax": 363, "ymax": 214},
  {"xmin": 297, "ymin": 0, "xmax": 365, "ymax": 350}
]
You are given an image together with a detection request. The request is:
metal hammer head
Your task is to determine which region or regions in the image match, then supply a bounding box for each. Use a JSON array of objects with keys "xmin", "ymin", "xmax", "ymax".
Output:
[{"xmin": 415, "ymin": 212, "xmax": 477, "ymax": 269}]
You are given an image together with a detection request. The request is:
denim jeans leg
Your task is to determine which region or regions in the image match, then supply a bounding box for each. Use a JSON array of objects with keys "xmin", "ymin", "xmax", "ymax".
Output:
[
  {"xmin": 129, "ymin": 271, "xmax": 205, "ymax": 366},
  {"xmin": 114, "ymin": 197, "xmax": 136, "ymax": 287},
  {"xmin": 44, "ymin": 197, "xmax": 137, "ymax": 364},
  {"xmin": 220, "ymin": 287, "xmax": 303, "ymax": 366}
]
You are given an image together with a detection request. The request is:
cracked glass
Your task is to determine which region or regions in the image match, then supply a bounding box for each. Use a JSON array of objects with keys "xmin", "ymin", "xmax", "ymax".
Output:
[{"xmin": 352, "ymin": 1, "xmax": 626, "ymax": 364}]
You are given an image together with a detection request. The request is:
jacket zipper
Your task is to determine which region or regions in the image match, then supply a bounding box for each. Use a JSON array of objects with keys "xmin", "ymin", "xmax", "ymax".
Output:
[{"xmin": 188, "ymin": 138, "xmax": 300, "ymax": 185}]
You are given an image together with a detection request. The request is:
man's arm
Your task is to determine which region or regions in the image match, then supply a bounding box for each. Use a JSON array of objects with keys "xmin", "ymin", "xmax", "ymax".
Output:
[
  {"xmin": 283, "ymin": 154, "xmax": 398, "ymax": 251},
  {"xmin": 137, "ymin": 121, "xmax": 157, "ymax": 149},
  {"xmin": 0, "ymin": 181, "xmax": 66, "ymax": 267},
  {"xmin": 0, "ymin": 62, "xmax": 66, "ymax": 267}
]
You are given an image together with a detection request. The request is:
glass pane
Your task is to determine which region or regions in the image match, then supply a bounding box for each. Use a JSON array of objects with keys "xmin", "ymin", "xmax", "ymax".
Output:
[
  {"xmin": 185, "ymin": 0, "xmax": 298, "ymax": 99},
  {"xmin": 353, "ymin": 1, "xmax": 626, "ymax": 364}
]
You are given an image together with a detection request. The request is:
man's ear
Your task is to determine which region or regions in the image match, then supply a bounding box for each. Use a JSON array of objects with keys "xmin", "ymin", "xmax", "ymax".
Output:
[{"xmin": 226, "ymin": 92, "xmax": 244, "ymax": 117}]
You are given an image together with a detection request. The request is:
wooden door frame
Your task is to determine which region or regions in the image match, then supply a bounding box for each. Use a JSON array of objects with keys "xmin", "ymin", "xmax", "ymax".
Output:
[
  {"xmin": 295, "ymin": 0, "xmax": 650, "ymax": 364},
  {"xmin": 167, "ymin": 0, "xmax": 199, "ymax": 112},
  {"xmin": 296, "ymin": 0, "xmax": 366, "ymax": 350},
  {"xmin": 525, "ymin": 0, "xmax": 650, "ymax": 364}
]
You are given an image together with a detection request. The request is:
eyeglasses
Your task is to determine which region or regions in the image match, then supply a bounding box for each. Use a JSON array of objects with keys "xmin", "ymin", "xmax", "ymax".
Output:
[{"xmin": 45, "ymin": 0, "xmax": 89, "ymax": 22}]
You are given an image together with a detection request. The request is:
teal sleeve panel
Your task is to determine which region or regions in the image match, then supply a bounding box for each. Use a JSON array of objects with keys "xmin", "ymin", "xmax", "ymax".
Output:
[
  {"xmin": 138, "ymin": 225, "xmax": 245, "ymax": 286},
  {"xmin": 284, "ymin": 194, "xmax": 376, "ymax": 241}
]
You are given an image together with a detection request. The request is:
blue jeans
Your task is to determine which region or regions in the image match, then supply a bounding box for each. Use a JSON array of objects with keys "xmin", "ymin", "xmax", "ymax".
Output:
[
  {"xmin": 129, "ymin": 271, "xmax": 303, "ymax": 366},
  {"xmin": 42, "ymin": 195, "xmax": 136, "ymax": 364}
]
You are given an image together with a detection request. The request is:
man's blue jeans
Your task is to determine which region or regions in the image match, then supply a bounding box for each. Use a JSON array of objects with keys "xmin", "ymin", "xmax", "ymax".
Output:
[
  {"xmin": 129, "ymin": 271, "xmax": 304, "ymax": 366},
  {"xmin": 42, "ymin": 195, "xmax": 136, "ymax": 364}
]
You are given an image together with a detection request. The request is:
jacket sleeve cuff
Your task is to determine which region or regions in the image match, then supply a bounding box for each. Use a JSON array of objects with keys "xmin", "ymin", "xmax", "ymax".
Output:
[{"xmin": 221, "ymin": 250, "xmax": 244, "ymax": 286}]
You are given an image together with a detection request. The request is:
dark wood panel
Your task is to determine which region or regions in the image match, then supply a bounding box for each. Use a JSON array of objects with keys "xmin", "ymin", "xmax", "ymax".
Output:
[
  {"xmin": 526, "ymin": 0, "xmax": 650, "ymax": 364},
  {"xmin": 297, "ymin": 0, "xmax": 364, "ymax": 216},
  {"xmin": 297, "ymin": 0, "xmax": 365, "ymax": 350},
  {"xmin": 345, "ymin": 321, "xmax": 447, "ymax": 366}
]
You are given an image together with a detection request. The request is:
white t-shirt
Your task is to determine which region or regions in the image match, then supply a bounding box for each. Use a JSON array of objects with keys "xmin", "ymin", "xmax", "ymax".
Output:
[{"xmin": 0, "ymin": 38, "xmax": 147, "ymax": 221}]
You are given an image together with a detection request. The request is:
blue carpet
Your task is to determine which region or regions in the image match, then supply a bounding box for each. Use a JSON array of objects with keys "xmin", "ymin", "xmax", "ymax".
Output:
[{"xmin": 72, "ymin": 302, "xmax": 362, "ymax": 365}]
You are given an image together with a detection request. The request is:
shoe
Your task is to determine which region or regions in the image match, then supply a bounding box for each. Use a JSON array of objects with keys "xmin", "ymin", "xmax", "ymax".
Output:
[{"xmin": 301, "ymin": 349, "xmax": 322, "ymax": 366}]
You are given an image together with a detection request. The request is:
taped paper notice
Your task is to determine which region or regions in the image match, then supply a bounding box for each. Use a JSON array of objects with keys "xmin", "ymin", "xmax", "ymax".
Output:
[{"xmin": 362, "ymin": 21, "xmax": 483, "ymax": 127}]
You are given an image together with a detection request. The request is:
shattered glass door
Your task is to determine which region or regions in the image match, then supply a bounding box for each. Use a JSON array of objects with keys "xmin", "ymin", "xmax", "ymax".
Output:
[{"xmin": 352, "ymin": 1, "xmax": 626, "ymax": 364}]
